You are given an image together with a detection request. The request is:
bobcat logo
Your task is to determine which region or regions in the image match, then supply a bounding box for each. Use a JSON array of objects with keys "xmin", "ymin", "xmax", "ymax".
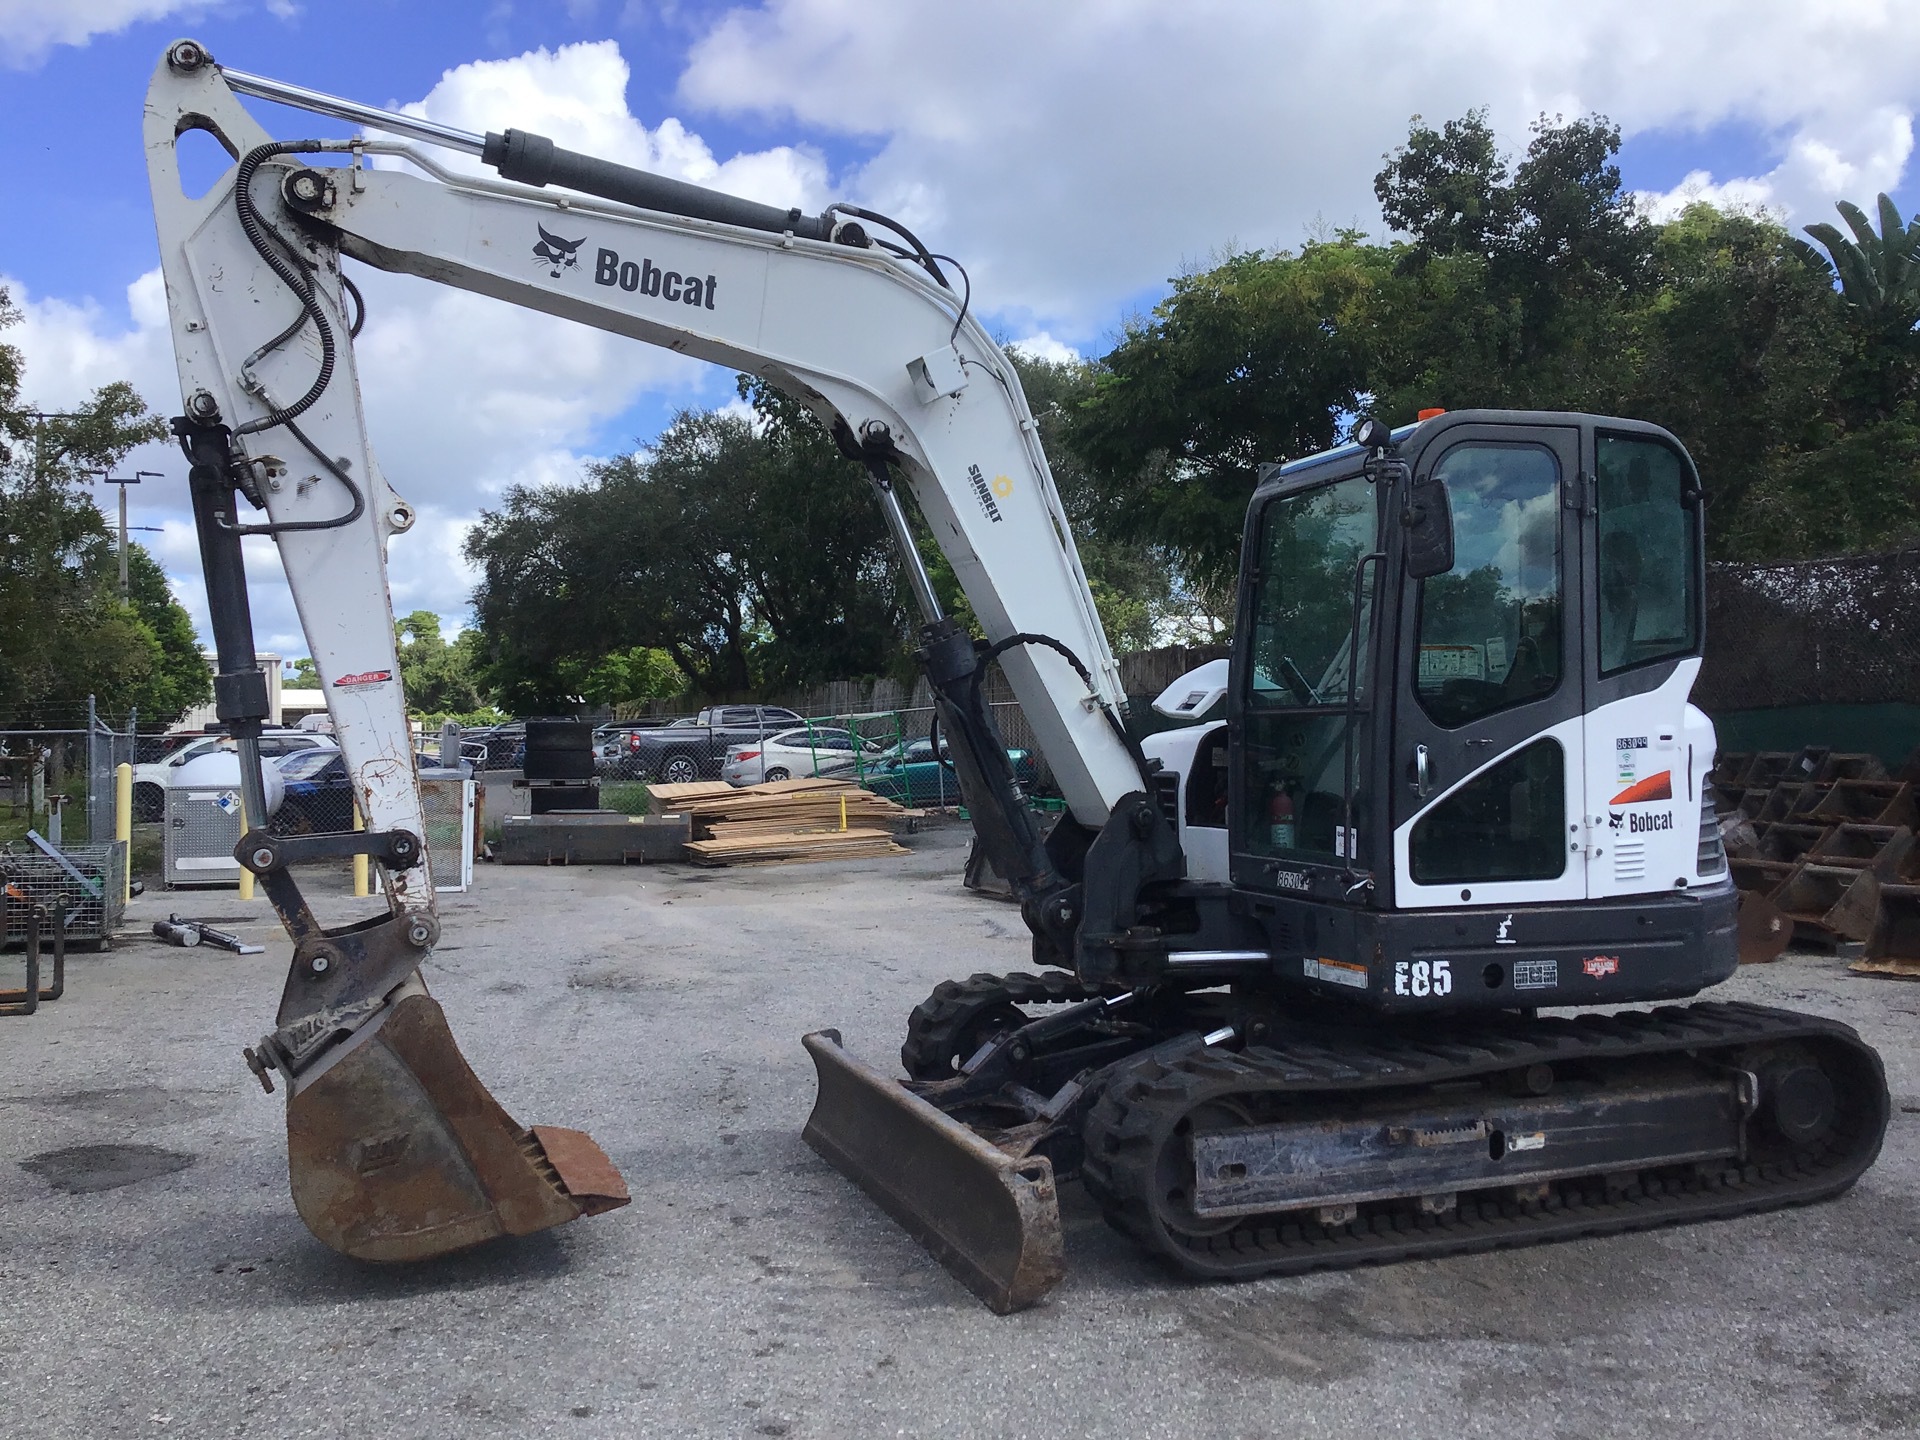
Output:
[
  {"xmin": 532, "ymin": 224, "xmax": 586, "ymax": 278},
  {"xmin": 1608, "ymin": 811, "xmax": 1625, "ymax": 830}
]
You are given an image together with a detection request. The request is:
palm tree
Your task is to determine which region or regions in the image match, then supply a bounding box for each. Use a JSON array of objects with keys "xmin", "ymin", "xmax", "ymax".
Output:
[{"xmin": 1803, "ymin": 194, "xmax": 1920, "ymax": 329}]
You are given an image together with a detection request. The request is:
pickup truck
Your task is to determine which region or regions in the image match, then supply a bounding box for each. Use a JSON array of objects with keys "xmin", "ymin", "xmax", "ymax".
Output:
[{"xmin": 600, "ymin": 706, "xmax": 805, "ymax": 784}]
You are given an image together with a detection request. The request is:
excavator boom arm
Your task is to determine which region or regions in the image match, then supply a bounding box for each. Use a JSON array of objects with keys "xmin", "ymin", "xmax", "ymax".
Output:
[{"xmin": 141, "ymin": 40, "xmax": 1150, "ymax": 1273}]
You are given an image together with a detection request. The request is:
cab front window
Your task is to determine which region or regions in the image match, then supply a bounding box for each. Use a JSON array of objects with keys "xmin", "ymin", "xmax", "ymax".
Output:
[{"xmin": 1240, "ymin": 474, "xmax": 1381, "ymax": 865}]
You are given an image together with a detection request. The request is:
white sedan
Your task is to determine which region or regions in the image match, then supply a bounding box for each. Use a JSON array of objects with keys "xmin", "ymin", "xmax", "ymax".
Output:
[
  {"xmin": 132, "ymin": 730, "xmax": 334, "ymax": 821},
  {"xmin": 720, "ymin": 728, "xmax": 894, "ymax": 786}
]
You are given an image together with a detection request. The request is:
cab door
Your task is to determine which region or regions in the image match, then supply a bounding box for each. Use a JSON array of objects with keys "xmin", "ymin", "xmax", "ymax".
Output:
[
  {"xmin": 1389, "ymin": 423, "xmax": 1588, "ymax": 909},
  {"xmin": 1579, "ymin": 429, "xmax": 1709, "ymax": 899}
]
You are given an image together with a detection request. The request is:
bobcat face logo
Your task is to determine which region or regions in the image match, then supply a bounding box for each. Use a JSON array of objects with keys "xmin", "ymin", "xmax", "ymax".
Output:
[
  {"xmin": 1608, "ymin": 811, "xmax": 1625, "ymax": 830},
  {"xmin": 533, "ymin": 224, "xmax": 586, "ymax": 278}
]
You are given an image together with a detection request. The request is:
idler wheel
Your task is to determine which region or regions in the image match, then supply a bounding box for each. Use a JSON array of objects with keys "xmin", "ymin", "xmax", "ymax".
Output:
[{"xmin": 1761, "ymin": 1055, "xmax": 1837, "ymax": 1146}]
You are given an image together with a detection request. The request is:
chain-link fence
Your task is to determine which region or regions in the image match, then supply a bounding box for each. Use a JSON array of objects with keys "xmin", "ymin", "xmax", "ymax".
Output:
[
  {"xmin": 0, "ymin": 699, "xmax": 135, "ymax": 844},
  {"xmin": 1696, "ymin": 547, "xmax": 1920, "ymax": 712}
]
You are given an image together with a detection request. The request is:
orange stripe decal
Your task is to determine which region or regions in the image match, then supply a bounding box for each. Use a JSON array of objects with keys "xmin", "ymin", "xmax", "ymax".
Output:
[{"xmin": 1610, "ymin": 771, "xmax": 1673, "ymax": 805}]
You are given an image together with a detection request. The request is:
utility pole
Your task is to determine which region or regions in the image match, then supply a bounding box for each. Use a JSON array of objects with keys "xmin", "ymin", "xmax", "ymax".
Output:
[{"xmin": 100, "ymin": 470, "xmax": 164, "ymax": 595}]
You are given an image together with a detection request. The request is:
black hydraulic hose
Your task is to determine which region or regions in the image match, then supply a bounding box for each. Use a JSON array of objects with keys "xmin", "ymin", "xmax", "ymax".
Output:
[
  {"xmin": 341, "ymin": 270, "xmax": 366, "ymax": 338},
  {"xmin": 927, "ymin": 253, "xmax": 971, "ymax": 343},
  {"xmin": 218, "ymin": 415, "xmax": 365, "ymax": 536},
  {"xmin": 231, "ymin": 141, "xmax": 336, "ymax": 437},
  {"xmin": 823, "ymin": 204, "xmax": 949, "ymax": 288},
  {"xmin": 973, "ymin": 632, "xmax": 1151, "ymax": 786}
]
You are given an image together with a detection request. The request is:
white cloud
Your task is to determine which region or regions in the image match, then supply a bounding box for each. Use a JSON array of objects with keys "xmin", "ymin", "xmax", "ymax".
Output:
[
  {"xmin": 1006, "ymin": 333, "xmax": 1081, "ymax": 366},
  {"xmin": 6, "ymin": 40, "xmax": 843, "ymax": 661},
  {"xmin": 0, "ymin": 0, "xmax": 204, "ymax": 69},
  {"xmin": 678, "ymin": 0, "xmax": 1920, "ymax": 334},
  {"xmin": 1639, "ymin": 109, "xmax": 1915, "ymax": 224}
]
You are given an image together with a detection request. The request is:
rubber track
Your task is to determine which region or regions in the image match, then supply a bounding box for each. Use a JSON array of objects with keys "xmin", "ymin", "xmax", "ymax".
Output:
[
  {"xmin": 900, "ymin": 971, "xmax": 1097, "ymax": 1079},
  {"xmin": 1080, "ymin": 1001, "xmax": 1889, "ymax": 1281}
]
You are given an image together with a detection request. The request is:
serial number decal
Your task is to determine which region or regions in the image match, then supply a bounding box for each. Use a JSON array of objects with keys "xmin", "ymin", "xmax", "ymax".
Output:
[
  {"xmin": 1512, "ymin": 958, "xmax": 1559, "ymax": 990},
  {"xmin": 1392, "ymin": 958, "xmax": 1453, "ymax": 998},
  {"xmin": 1272, "ymin": 868, "xmax": 1310, "ymax": 891},
  {"xmin": 1304, "ymin": 957, "xmax": 1369, "ymax": 989}
]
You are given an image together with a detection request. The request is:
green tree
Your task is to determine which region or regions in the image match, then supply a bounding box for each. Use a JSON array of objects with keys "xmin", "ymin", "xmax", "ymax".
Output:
[
  {"xmin": 1068, "ymin": 240, "xmax": 1398, "ymax": 608},
  {"xmin": 1006, "ymin": 348, "xmax": 1174, "ymax": 652},
  {"xmin": 395, "ymin": 610, "xmax": 489, "ymax": 717},
  {"xmin": 123, "ymin": 544, "xmax": 211, "ymax": 721},
  {"xmin": 0, "ymin": 286, "xmax": 197, "ymax": 725},
  {"xmin": 1369, "ymin": 111, "xmax": 1652, "ymax": 418},
  {"xmin": 1803, "ymin": 195, "xmax": 1920, "ymax": 329},
  {"xmin": 466, "ymin": 387, "xmax": 909, "ymax": 707}
]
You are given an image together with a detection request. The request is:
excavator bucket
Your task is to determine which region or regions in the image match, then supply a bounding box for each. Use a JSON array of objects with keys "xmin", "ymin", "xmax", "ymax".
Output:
[
  {"xmin": 802, "ymin": 1030, "xmax": 1064, "ymax": 1314},
  {"xmin": 286, "ymin": 989, "xmax": 628, "ymax": 1261},
  {"xmin": 1737, "ymin": 889, "xmax": 1793, "ymax": 965}
]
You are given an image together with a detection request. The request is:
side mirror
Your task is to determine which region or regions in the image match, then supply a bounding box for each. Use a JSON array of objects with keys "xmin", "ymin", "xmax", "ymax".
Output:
[{"xmin": 1403, "ymin": 473, "xmax": 1455, "ymax": 580}]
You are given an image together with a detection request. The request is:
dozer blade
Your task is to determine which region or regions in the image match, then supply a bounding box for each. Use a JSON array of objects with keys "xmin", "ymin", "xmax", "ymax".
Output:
[
  {"xmin": 286, "ymin": 988, "xmax": 628, "ymax": 1261},
  {"xmin": 802, "ymin": 1029, "xmax": 1063, "ymax": 1314}
]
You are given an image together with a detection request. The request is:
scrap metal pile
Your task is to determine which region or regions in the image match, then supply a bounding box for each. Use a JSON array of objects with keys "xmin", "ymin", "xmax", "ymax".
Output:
[
  {"xmin": 649, "ymin": 778, "xmax": 915, "ymax": 865},
  {"xmin": 1715, "ymin": 748, "xmax": 1920, "ymax": 974}
]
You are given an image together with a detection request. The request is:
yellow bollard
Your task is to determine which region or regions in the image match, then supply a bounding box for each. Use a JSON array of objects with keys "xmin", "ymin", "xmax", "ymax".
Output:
[
  {"xmin": 114, "ymin": 762, "xmax": 132, "ymax": 905},
  {"xmin": 237, "ymin": 794, "xmax": 255, "ymax": 901},
  {"xmin": 353, "ymin": 803, "xmax": 369, "ymax": 898}
]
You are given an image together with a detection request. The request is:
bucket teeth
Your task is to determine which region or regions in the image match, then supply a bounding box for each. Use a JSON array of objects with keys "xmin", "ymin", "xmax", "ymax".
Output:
[
  {"xmin": 802, "ymin": 1029, "xmax": 1064, "ymax": 1314},
  {"xmin": 285, "ymin": 990, "xmax": 627, "ymax": 1261}
]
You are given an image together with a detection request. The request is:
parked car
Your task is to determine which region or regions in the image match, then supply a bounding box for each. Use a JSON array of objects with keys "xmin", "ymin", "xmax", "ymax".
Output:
[
  {"xmin": 133, "ymin": 729, "xmax": 332, "ymax": 822},
  {"xmin": 607, "ymin": 706, "xmax": 807, "ymax": 783},
  {"xmin": 271, "ymin": 746, "xmax": 470, "ymax": 835},
  {"xmin": 720, "ymin": 727, "xmax": 895, "ymax": 786},
  {"xmin": 272, "ymin": 746, "xmax": 352, "ymax": 834},
  {"xmin": 165, "ymin": 747, "xmax": 290, "ymax": 821},
  {"xmin": 862, "ymin": 737, "xmax": 1038, "ymax": 807}
]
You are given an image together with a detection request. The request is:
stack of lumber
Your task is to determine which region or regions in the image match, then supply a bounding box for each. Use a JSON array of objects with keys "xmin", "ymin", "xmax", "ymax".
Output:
[{"xmin": 649, "ymin": 777, "xmax": 914, "ymax": 866}]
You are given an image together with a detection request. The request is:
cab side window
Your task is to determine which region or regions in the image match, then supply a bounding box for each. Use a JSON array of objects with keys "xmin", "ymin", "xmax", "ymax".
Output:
[
  {"xmin": 1595, "ymin": 434, "xmax": 1700, "ymax": 675},
  {"xmin": 1413, "ymin": 443, "xmax": 1563, "ymax": 729}
]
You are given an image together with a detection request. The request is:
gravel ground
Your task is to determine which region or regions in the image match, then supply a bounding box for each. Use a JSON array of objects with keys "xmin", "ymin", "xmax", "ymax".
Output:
[{"xmin": 2, "ymin": 822, "xmax": 1916, "ymax": 1440}]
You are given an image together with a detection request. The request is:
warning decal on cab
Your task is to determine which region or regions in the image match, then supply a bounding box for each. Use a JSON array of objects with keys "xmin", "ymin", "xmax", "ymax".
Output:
[{"xmin": 1610, "ymin": 771, "xmax": 1673, "ymax": 805}]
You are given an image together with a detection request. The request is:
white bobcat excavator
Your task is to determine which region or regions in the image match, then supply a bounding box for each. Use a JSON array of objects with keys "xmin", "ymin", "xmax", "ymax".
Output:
[{"xmin": 143, "ymin": 41, "xmax": 1888, "ymax": 1310}]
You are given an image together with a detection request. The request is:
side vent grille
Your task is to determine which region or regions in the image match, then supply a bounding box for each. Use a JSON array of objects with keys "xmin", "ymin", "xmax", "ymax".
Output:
[
  {"xmin": 1150, "ymin": 771, "xmax": 1181, "ymax": 827},
  {"xmin": 1613, "ymin": 841, "xmax": 1647, "ymax": 884},
  {"xmin": 1697, "ymin": 791, "xmax": 1728, "ymax": 876}
]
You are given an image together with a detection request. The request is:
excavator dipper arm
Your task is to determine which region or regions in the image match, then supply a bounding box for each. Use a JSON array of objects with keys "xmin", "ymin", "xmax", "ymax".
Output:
[{"xmin": 143, "ymin": 40, "xmax": 1149, "ymax": 1284}]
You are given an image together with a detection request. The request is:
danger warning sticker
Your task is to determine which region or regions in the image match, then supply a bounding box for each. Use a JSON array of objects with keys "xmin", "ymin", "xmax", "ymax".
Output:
[{"xmin": 332, "ymin": 670, "xmax": 394, "ymax": 688}]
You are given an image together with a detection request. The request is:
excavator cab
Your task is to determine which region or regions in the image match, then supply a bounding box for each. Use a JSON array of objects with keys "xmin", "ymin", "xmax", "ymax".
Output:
[{"xmin": 1227, "ymin": 411, "xmax": 1741, "ymax": 1012}]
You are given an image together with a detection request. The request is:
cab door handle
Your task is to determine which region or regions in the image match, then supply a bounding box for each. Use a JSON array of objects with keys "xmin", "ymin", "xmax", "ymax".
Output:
[{"xmin": 1412, "ymin": 744, "xmax": 1432, "ymax": 799}]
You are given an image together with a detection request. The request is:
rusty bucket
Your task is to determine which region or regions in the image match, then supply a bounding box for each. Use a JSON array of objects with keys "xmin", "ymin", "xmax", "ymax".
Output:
[{"xmin": 286, "ymin": 983, "xmax": 627, "ymax": 1261}]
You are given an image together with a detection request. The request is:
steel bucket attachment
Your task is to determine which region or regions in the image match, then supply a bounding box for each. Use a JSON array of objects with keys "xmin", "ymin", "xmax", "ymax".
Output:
[
  {"xmin": 1737, "ymin": 889, "xmax": 1792, "ymax": 964},
  {"xmin": 802, "ymin": 1030, "xmax": 1064, "ymax": 1314},
  {"xmin": 287, "ymin": 987, "xmax": 628, "ymax": 1261}
]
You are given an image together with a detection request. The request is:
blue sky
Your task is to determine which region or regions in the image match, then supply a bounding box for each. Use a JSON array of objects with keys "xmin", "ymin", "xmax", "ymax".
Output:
[{"xmin": 3, "ymin": 0, "xmax": 1916, "ymax": 661}]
